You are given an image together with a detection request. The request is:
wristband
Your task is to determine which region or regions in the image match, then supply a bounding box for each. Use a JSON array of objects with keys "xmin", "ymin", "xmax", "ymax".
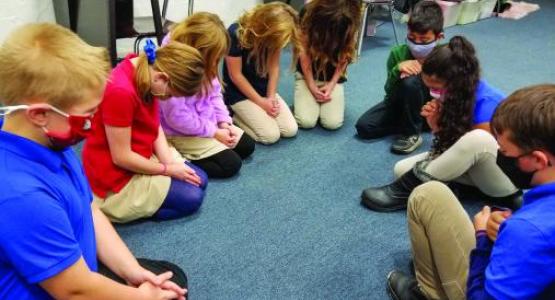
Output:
[{"xmin": 475, "ymin": 229, "xmax": 487, "ymax": 237}]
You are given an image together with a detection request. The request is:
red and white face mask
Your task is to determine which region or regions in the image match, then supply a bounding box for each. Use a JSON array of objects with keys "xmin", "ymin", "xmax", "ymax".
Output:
[{"xmin": 0, "ymin": 104, "xmax": 94, "ymax": 150}]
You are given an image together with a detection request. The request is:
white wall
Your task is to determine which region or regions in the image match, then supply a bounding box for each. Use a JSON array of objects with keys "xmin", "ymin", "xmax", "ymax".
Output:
[
  {"xmin": 0, "ymin": 0, "xmax": 56, "ymax": 43},
  {"xmin": 135, "ymin": 0, "xmax": 262, "ymax": 27},
  {"xmin": 0, "ymin": 0, "xmax": 261, "ymax": 43}
]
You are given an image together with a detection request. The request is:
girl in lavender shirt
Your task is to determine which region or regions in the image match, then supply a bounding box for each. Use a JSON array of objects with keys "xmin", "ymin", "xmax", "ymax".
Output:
[{"xmin": 159, "ymin": 13, "xmax": 255, "ymax": 178}]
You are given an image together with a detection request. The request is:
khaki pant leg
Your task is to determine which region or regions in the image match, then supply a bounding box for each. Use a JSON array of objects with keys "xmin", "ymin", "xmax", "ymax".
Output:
[
  {"xmin": 294, "ymin": 76, "xmax": 320, "ymax": 129},
  {"xmin": 408, "ymin": 181, "xmax": 475, "ymax": 300},
  {"xmin": 231, "ymin": 100, "xmax": 281, "ymax": 145},
  {"xmin": 319, "ymin": 83, "xmax": 345, "ymax": 130},
  {"xmin": 274, "ymin": 94, "xmax": 298, "ymax": 138}
]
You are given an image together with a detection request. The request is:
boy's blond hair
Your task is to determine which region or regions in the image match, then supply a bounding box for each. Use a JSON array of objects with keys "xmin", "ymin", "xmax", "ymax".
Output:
[
  {"xmin": 171, "ymin": 12, "xmax": 229, "ymax": 92},
  {"xmin": 0, "ymin": 23, "xmax": 110, "ymax": 109}
]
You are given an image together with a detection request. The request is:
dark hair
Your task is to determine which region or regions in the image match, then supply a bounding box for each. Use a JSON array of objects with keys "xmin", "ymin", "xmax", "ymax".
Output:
[
  {"xmin": 301, "ymin": 0, "xmax": 362, "ymax": 81},
  {"xmin": 492, "ymin": 84, "xmax": 555, "ymax": 155},
  {"xmin": 408, "ymin": 1, "xmax": 444, "ymax": 35},
  {"xmin": 422, "ymin": 36, "xmax": 480, "ymax": 156}
]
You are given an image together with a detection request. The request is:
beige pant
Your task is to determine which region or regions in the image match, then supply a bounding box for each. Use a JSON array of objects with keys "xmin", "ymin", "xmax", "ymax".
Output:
[
  {"xmin": 394, "ymin": 129, "xmax": 518, "ymax": 197},
  {"xmin": 93, "ymin": 149, "xmax": 183, "ymax": 223},
  {"xmin": 93, "ymin": 173, "xmax": 170, "ymax": 223},
  {"xmin": 293, "ymin": 73, "xmax": 345, "ymax": 130},
  {"xmin": 231, "ymin": 94, "xmax": 298, "ymax": 145},
  {"xmin": 167, "ymin": 125, "xmax": 244, "ymax": 161},
  {"xmin": 408, "ymin": 181, "xmax": 475, "ymax": 300}
]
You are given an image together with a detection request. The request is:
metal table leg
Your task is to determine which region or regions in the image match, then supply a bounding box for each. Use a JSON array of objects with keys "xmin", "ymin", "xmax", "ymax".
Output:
[
  {"xmin": 357, "ymin": 3, "xmax": 370, "ymax": 58},
  {"xmin": 188, "ymin": 0, "xmax": 194, "ymax": 16},
  {"xmin": 150, "ymin": 0, "xmax": 164, "ymax": 45}
]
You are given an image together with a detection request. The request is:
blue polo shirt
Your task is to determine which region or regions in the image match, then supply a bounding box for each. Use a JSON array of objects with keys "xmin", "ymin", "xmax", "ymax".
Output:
[
  {"xmin": 473, "ymin": 80, "xmax": 505, "ymax": 125},
  {"xmin": 467, "ymin": 182, "xmax": 555, "ymax": 299},
  {"xmin": 0, "ymin": 121, "xmax": 97, "ymax": 300}
]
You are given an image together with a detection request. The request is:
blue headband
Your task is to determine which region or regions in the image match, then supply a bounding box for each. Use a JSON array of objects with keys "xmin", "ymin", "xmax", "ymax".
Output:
[{"xmin": 144, "ymin": 39, "xmax": 157, "ymax": 65}]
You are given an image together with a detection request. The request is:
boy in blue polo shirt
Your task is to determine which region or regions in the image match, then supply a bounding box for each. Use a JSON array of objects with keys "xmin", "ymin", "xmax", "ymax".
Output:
[
  {"xmin": 0, "ymin": 23, "xmax": 187, "ymax": 300},
  {"xmin": 387, "ymin": 84, "xmax": 555, "ymax": 299}
]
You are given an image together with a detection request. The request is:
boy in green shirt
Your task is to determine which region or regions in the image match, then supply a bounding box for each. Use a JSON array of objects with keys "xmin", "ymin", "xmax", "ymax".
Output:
[{"xmin": 355, "ymin": 1, "xmax": 444, "ymax": 154}]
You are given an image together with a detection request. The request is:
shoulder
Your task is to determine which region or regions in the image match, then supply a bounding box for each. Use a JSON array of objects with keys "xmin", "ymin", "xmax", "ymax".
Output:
[
  {"xmin": 102, "ymin": 85, "xmax": 139, "ymax": 109},
  {"xmin": 0, "ymin": 157, "xmax": 50, "ymax": 199},
  {"xmin": 388, "ymin": 44, "xmax": 411, "ymax": 59},
  {"xmin": 507, "ymin": 199, "xmax": 555, "ymax": 242},
  {"xmin": 209, "ymin": 77, "xmax": 223, "ymax": 94},
  {"xmin": 476, "ymin": 80, "xmax": 505, "ymax": 104}
]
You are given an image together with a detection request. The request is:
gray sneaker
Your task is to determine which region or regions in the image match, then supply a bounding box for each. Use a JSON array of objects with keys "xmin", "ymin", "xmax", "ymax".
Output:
[{"xmin": 391, "ymin": 134, "xmax": 423, "ymax": 155}]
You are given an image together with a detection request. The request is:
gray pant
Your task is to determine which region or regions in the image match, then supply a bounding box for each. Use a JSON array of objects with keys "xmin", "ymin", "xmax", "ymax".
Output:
[{"xmin": 394, "ymin": 129, "xmax": 517, "ymax": 197}]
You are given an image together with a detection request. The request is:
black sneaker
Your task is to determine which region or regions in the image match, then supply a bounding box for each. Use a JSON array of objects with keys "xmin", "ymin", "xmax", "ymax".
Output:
[
  {"xmin": 387, "ymin": 270, "xmax": 427, "ymax": 300},
  {"xmin": 391, "ymin": 134, "xmax": 423, "ymax": 155}
]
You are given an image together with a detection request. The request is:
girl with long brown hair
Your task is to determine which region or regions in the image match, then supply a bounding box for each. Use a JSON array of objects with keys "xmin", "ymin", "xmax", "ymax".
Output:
[
  {"xmin": 222, "ymin": 2, "xmax": 301, "ymax": 145},
  {"xmin": 294, "ymin": 0, "xmax": 361, "ymax": 130},
  {"xmin": 159, "ymin": 12, "xmax": 255, "ymax": 179},
  {"xmin": 361, "ymin": 36, "xmax": 521, "ymax": 212}
]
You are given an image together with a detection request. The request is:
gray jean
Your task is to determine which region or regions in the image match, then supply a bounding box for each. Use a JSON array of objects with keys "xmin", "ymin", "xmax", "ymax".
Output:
[{"xmin": 394, "ymin": 129, "xmax": 517, "ymax": 197}]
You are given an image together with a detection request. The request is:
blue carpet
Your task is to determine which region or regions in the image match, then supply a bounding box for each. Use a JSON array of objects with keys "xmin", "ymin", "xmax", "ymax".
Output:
[{"xmin": 116, "ymin": 2, "xmax": 555, "ymax": 299}]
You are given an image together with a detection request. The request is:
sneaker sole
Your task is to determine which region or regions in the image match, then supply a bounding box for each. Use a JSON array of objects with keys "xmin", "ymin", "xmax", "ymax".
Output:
[
  {"xmin": 360, "ymin": 194, "xmax": 407, "ymax": 212},
  {"xmin": 390, "ymin": 138, "xmax": 423, "ymax": 155}
]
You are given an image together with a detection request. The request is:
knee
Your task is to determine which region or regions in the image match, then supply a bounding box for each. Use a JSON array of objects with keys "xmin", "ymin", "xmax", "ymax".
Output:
[
  {"xmin": 408, "ymin": 181, "xmax": 450, "ymax": 216},
  {"xmin": 320, "ymin": 116, "xmax": 344, "ymax": 131},
  {"xmin": 455, "ymin": 129, "xmax": 497, "ymax": 155},
  {"xmin": 296, "ymin": 114, "xmax": 318, "ymax": 129},
  {"xmin": 280, "ymin": 122, "xmax": 298, "ymax": 139},
  {"xmin": 185, "ymin": 188, "xmax": 205, "ymax": 214},
  {"xmin": 256, "ymin": 127, "xmax": 281, "ymax": 144},
  {"xmin": 237, "ymin": 135, "xmax": 256, "ymax": 159},
  {"xmin": 219, "ymin": 157, "xmax": 243, "ymax": 178},
  {"xmin": 355, "ymin": 115, "xmax": 379, "ymax": 139},
  {"xmin": 398, "ymin": 75, "xmax": 422, "ymax": 92},
  {"xmin": 355, "ymin": 118, "xmax": 370, "ymax": 136}
]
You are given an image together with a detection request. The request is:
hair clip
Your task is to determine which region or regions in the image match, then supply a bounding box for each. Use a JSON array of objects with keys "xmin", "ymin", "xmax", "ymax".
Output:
[{"xmin": 144, "ymin": 39, "xmax": 157, "ymax": 65}]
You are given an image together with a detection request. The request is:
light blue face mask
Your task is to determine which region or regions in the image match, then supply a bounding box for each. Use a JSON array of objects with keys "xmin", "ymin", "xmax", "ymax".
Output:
[{"xmin": 407, "ymin": 38, "xmax": 438, "ymax": 60}]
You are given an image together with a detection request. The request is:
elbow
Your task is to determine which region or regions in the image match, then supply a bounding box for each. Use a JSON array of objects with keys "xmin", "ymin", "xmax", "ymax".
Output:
[
  {"xmin": 110, "ymin": 154, "xmax": 128, "ymax": 170},
  {"xmin": 228, "ymin": 70, "xmax": 242, "ymax": 85}
]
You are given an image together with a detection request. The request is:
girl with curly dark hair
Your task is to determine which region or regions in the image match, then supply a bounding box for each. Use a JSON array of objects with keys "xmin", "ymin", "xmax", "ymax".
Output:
[
  {"xmin": 293, "ymin": 0, "xmax": 361, "ymax": 130},
  {"xmin": 361, "ymin": 36, "xmax": 522, "ymax": 212}
]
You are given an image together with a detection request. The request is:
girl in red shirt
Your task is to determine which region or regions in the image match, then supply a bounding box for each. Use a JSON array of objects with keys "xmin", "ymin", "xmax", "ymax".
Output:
[{"xmin": 83, "ymin": 41, "xmax": 208, "ymax": 223}]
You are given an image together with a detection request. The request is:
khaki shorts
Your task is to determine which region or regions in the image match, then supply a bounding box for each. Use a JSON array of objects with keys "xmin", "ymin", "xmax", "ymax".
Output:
[{"xmin": 93, "ymin": 149, "xmax": 184, "ymax": 223}]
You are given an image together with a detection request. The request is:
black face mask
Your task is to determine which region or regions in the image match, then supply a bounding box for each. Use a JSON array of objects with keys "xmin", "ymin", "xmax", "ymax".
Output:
[{"xmin": 496, "ymin": 150, "xmax": 536, "ymax": 189}]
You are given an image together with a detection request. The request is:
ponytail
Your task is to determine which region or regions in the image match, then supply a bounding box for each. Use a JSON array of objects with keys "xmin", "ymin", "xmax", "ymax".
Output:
[
  {"xmin": 422, "ymin": 35, "xmax": 481, "ymax": 156},
  {"xmin": 135, "ymin": 42, "xmax": 205, "ymax": 104}
]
